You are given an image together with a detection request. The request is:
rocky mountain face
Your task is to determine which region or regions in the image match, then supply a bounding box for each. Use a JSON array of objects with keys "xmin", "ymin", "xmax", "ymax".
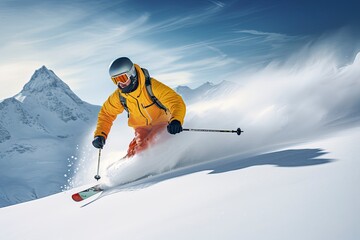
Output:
[{"xmin": 0, "ymin": 66, "xmax": 100, "ymax": 207}]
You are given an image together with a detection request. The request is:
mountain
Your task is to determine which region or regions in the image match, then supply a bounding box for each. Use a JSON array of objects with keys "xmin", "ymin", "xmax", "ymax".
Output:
[
  {"xmin": 175, "ymin": 80, "xmax": 239, "ymax": 103},
  {"xmin": 0, "ymin": 66, "xmax": 100, "ymax": 207}
]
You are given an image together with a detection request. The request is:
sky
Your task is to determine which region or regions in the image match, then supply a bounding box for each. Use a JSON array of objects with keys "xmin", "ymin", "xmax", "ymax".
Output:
[{"xmin": 0, "ymin": 0, "xmax": 360, "ymax": 105}]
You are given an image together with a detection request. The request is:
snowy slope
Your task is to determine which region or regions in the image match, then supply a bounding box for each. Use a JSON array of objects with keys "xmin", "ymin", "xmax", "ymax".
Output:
[
  {"xmin": 0, "ymin": 125, "xmax": 358, "ymax": 240},
  {"xmin": 0, "ymin": 66, "xmax": 99, "ymax": 207}
]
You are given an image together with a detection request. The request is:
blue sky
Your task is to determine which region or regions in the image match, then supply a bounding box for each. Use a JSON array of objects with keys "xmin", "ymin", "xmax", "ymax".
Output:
[{"xmin": 0, "ymin": 0, "xmax": 359, "ymax": 104}]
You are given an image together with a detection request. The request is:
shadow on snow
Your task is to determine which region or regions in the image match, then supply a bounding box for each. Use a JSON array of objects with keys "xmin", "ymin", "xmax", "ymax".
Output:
[{"xmin": 101, "ymin": 148, "xmax": 333, "ymax": 198}]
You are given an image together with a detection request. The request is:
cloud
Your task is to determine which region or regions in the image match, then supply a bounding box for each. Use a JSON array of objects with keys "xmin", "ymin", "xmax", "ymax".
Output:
[
  {"xmin": 236, "ymin": 29, "xmax": 294, "ymax": 41},
  {"xmin": 143, "ymin": 2, "xmax": 225, "ymax": 33},
  {"xmin": 208, "ymin": 0, "xmax": 225, "ymax": 8},
  {"xmin": 0, "ymin": 0, "xmax": 246, "ymax": 102}
]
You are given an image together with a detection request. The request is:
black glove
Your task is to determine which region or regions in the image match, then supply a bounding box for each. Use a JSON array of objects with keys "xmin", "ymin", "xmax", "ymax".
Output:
[
  {"xmin": 167, "ymin": 120, "xmax": 183, "ymax": 135},
  {"xmin": 92, "ymin": 136, "xmax": 106, "ymax": 149}
]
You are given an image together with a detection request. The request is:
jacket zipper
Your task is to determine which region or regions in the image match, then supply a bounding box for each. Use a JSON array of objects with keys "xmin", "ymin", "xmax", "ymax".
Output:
[
  {"xmin": 127, "ymin": 94, "xmax": 149, "ymax": 125},
  {"xmin": 142, "ymin": 103, "xmax": 153, "ymax": 122}
]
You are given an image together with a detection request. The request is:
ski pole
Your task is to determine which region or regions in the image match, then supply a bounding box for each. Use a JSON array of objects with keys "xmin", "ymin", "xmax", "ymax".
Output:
[
  {"xmin": 94, "ymin": 148, "xmax": 102, "ymax": 181},
  {"xmin": 183, "ymin": 127, "xmax": 243, "ymax": 136}
]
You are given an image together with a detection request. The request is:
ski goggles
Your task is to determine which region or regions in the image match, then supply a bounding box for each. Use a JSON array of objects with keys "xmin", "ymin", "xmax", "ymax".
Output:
[{"xmin": 111, "ymin": 66, "xmax": 136, "ymax": 84}]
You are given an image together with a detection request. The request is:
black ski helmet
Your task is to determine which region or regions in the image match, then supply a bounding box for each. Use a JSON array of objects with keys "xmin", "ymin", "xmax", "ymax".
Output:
[{"xmin": 109, "ymin": 57, "xmax": 138, "ymax": 93}]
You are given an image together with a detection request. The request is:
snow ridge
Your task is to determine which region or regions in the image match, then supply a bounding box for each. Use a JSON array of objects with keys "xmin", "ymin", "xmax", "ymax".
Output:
[{"xmin": 176, "ymin": 80, "xmax": 238, "ymax": 103}]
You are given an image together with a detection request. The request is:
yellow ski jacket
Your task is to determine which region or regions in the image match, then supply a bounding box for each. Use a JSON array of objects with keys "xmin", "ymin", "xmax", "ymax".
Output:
[{"xmin": 94, "ymin": 64, "xmax": 186, "ymax": 138}]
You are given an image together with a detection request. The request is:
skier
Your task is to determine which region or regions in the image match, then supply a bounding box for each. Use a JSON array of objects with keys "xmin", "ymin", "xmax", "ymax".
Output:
[{"xmin": 92, "ymin": 57, "xmax": 186, "ymax": 158}]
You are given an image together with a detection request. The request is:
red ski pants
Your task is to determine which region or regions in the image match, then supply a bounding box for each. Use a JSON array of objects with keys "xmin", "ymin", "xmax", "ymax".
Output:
[{"xmin": 126, "ymin": 123, "xmax": 167, "ymax": 158}]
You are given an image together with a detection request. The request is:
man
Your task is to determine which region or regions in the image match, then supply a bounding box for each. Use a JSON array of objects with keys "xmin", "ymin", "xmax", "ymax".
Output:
[{"xmin": 92, "ymin": 57, "xmax": 186, "ymax": 158}]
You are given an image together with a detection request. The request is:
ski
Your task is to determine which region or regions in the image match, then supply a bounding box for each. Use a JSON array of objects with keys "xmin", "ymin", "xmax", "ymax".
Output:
[
  {"xmin": 71, "ymin": 184, "xmax": 104, "ymax": 202},
  {"xmin": 71, "ymin": 173, "xmax": 153, "ymax": 203}
]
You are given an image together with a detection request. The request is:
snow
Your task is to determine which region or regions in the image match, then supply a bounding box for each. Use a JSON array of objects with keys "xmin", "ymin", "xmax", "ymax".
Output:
[{"xmin": 0, "ymin": 125, "xmax": 359, "ymax": 240}]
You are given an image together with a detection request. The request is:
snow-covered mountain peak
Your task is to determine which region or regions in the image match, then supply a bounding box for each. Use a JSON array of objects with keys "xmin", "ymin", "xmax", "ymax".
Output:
[
  {"xmin": 21, "ymin": 65, "xmax": 71, "ymax": 94},
  {"xmin": 175, "ymin": 80, "xmax": 239, "ymax": 103},
  {"xmin": 199, "ymin": 81, "xmax": 214, "ymax": 88},
  {"xmin": 15, "ymin": 65, "xmax": 86, "ymax": 110},
  {"xmin": 3, "ymin": 66, "xmax": 100, "ymax": 133}
]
